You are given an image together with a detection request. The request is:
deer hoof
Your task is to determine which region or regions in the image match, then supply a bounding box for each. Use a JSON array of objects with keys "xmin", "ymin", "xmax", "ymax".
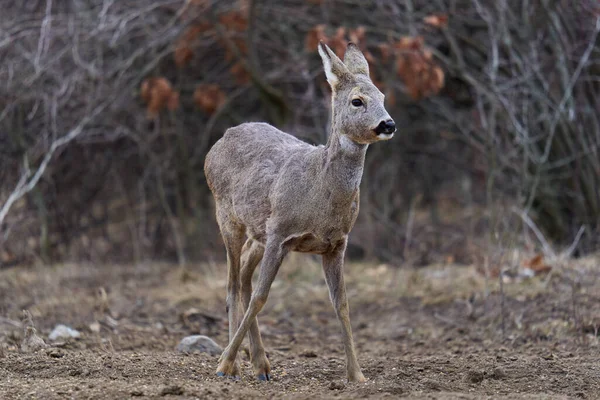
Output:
[
  {"xmin": 348, "ymin": 374, "xmax": 367, "ymax": 383},
  {"xmin": 216, "ymin": 371, "xmax": 240, "ymax": 380},
  {"xmin": 257, "ymin": 373, "xmax": 271, "ymax": 381}
]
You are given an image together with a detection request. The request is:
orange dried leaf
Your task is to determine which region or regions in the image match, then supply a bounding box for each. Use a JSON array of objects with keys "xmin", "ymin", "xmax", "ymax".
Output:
[
  {"xmin": 230, "ymin": 62, "xmax": 250, "ymax": 85},
  {"xmin": 194, "ymin": 84, "xmax": 226, "ymax": 115},
  {"xmin": 524, "ymin": 254, "xmax": 544, "ymax": 269},
  {"xmin": 423, "ymin": 14, "xmax": 448, "ymax": 28},
  {"xmin": 523, "ymin": 254, "xmax": 553, "ymax": 275},
  {"xmin": 393, "ymin": 36, "xmax": 445, "ymax": 100},
  {"xmin": 432, "ymin": 66, "xmax": 445, "ymax": 89},
  {"xmin": 174, "ymin": 45, "xmax": 193, "ymax": 67},
  {"xmin": 140, "ymin": 77, "xmax": 179, "ymax": 117}
]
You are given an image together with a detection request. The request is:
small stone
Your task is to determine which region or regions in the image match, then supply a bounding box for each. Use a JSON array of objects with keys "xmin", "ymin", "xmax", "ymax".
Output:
[
  {"xmin": 89, "ymin": 321, "xmax": 101, "ymax": 333},
  {"xmin": 422, "ymin": 378, "xmax": 443, "ymax": 391},
  {"xmin": 176, "ymin": 335, "xmax": 222, "ymax": 356},
  {"xmin": 49, "ymin": 325, "xmax": 81, "ymax": 341},
  {"xmin": 47, "ymin": 348, "xmax": 65, "ymax": 358},
  {"xmin": 300, "ymin": 349, "xmax": 318, "ymax": 358},
  {"xmin": 465, "ymin": 370, "xmax": 485, "ymax": 384},
  {"xmin": 160, "ymin": 385, "xmax": 184, "ymax": 396},
  {"xmin": 130, "ymin": 390, "xmax": 144, "ymax": 396},
  {"xmin": 490, "ymin": 366, "xmax": 506, "ymax": 379},
  {"xmin": 328, "ymin": 381, "xmax": 345, "ymax": 390}
]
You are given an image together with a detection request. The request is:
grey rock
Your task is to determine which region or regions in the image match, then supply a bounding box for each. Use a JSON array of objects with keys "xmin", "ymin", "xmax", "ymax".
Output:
[
  {"xmin": 176, "ymin": 335, "xmax": 222, "ymax": 356},
  {"xmin": 465, "ymin": 370, "xmax": 485, "ymax": 384},
  {"xmin": 49, "ymin": 324, "xmax": 81, "ymax": 341}
]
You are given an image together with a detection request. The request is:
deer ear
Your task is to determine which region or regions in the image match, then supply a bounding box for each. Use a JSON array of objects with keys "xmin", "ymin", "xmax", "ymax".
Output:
[
  {"xmin": 343, "ymin": 43, "xmax": 369, "ymax": 76},
  {"xmin": 318, "ymin": 41, "xmax": 350, "ymax": 90}
]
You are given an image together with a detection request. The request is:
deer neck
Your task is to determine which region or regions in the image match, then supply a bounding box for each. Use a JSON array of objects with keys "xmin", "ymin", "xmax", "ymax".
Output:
[{"xmin": 321, "ymin": 123, "xmax": 368, "ymax": 200}]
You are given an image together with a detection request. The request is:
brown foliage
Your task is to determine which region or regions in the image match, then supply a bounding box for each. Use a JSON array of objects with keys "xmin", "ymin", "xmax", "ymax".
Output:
[
  {"xmin": 193, "ymin": 84, "xmax": 226, "ymax": 115},
  {"xmin": 230, "ymin": 62, "xmax": 250, "ymax": 85},
  {"xmin": 174, "ymin": 46, "xmax": 193, "ymax": 67},
  {"xmin": 392, "ymin": 36, "xmax": 445, "ymax": 100},
  {"xmin": 304, "ymin": 25, "xmax": 345, "ymax": 57},
  {"xmin": 140, "ymin": 77, "xmax": 179, "ymax": 117},
  {"xmin": 305, "ymin": 25, "xmax": 371, "ymax": 61}
]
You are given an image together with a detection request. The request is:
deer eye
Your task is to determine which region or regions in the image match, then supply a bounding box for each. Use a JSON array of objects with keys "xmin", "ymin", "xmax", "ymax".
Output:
[{"xmin": 351, "ymin": 99, "xmax": 363, "ymax": 107}]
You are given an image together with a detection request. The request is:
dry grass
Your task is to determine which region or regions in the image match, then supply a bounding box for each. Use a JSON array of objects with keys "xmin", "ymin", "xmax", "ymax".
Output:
[{"xmin": 0, "ymin": 256, "xmax": 599, "ymax": 398}]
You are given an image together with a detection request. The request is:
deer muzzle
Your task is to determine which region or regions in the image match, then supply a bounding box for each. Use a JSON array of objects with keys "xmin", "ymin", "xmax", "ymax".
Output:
[{"xmin": 374, "ymin": 119, "xmax": 396, "ymax": 135}]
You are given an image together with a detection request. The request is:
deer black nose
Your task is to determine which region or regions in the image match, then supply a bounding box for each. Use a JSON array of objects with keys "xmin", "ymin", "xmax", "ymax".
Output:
[{"xmin": 375, "ymin": 119, "xmax": 396, "ymax": 135}]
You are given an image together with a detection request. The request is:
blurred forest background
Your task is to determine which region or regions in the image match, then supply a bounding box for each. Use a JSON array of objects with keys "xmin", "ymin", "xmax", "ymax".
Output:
[{"xmin": 1, "ymin": 0, "xmax": 599, "ymax": 269}]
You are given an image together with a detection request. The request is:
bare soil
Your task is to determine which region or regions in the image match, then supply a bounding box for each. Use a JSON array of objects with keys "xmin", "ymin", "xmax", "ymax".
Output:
[{"xmin": 1, "ymin": 254, "xmax": 599, "ymax": 399}]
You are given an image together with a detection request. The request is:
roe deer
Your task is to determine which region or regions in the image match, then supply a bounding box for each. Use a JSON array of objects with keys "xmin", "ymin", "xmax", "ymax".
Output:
[{"xmin": 204, "ymin": 41, "xmax": 395, "ymax": 382}]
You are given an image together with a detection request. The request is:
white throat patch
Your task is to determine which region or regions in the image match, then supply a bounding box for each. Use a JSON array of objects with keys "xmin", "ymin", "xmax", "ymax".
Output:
[{"xmin": 339, "ymin": 135, "xmax": 361, "ymax": 152}]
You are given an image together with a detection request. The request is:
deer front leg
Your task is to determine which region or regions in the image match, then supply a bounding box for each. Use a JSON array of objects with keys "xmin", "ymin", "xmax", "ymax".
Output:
[
  {"xmin": 216, "ymin": 218, "xmax": 246, "ymax": 378},
  {"xmin": 240, "ymin": 239, "xmax": 271, "ymax": 381},
  {"xmin": 322, "ymin": 240, "xmax": 366, "ymax": 383},
  {"xmin": 217, "ymin": 235, "xmax": 287, "ymax": 379}
]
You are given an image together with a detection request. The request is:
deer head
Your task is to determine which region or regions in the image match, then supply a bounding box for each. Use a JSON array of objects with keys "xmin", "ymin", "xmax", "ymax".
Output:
[{"xmin": 318, "ymin": 41, "xmax": 396, "ymax": 145}]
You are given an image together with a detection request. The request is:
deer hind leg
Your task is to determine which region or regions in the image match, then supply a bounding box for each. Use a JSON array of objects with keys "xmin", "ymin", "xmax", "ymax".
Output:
[
  {"xmin": 216, "ymin": 208, "xmax": 246, "ymax": 378},
  {"xmin": 322, "ymin": 241, "xmax": 366, "ymax": 383},
  {"xmin": 240, "ymin": 239, "xmax": 271, "ymax": 380},
  {"xmin": 217, "ymin": 234, "xmax": 287, "ymax": 380}
]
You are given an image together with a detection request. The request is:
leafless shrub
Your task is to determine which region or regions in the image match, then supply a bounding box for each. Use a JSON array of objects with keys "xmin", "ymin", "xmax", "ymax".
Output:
[{"xmin": 0, "ymin": 0, "xmax": 598, "ymax": 266}]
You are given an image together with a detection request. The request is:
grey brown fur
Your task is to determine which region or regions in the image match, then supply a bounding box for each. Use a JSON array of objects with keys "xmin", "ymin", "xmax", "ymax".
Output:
[{"xmin": 204, "ymin": 42, "xmax": 395, "ymax": 382}]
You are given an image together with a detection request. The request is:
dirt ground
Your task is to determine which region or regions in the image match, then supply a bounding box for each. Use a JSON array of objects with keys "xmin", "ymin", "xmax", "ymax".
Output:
[{"xmin": 1, "ymin": 253, "xmax": 599, "ymax": 399}]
